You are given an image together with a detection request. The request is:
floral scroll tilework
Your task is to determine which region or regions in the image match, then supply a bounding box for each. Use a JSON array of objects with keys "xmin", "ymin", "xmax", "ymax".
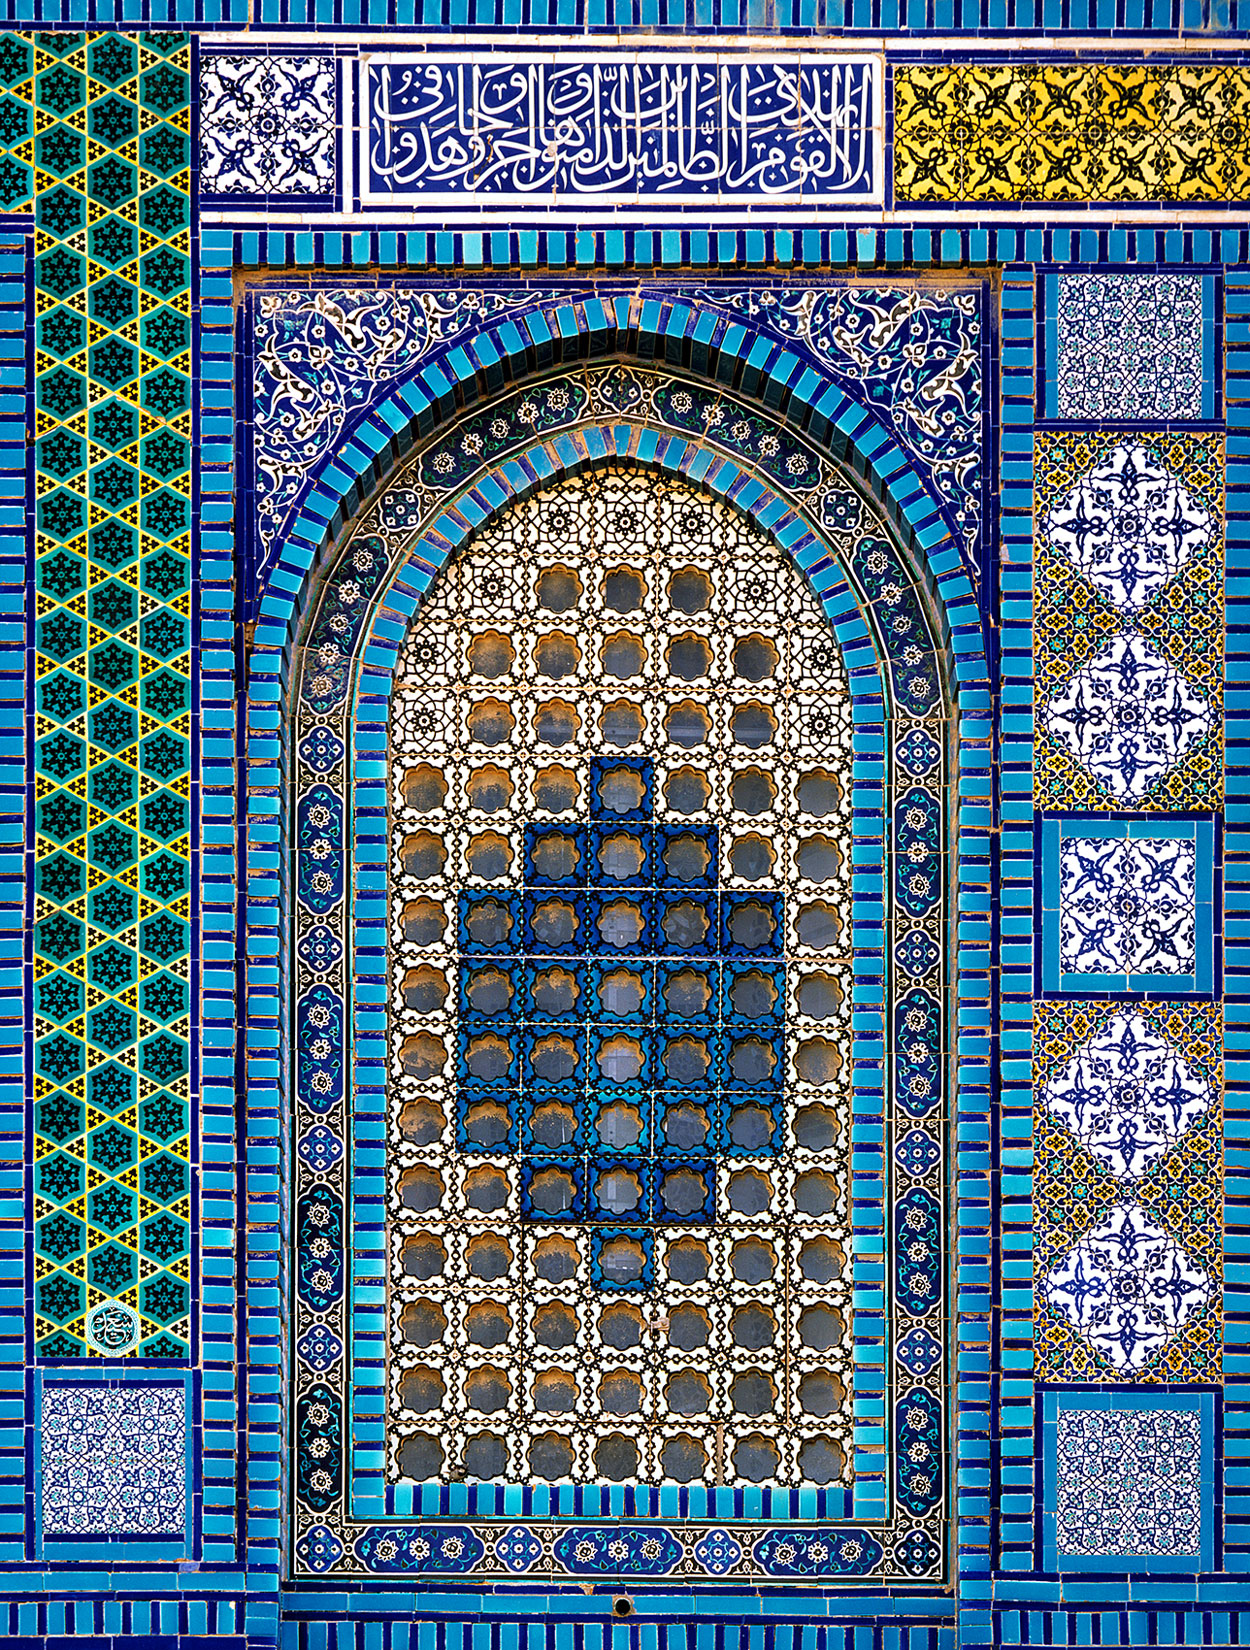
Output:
[
  {"xmin": 2, "ymin": 34, "xmax": 195, "ymax": 1359},
  {"xmin": 199, "ymin": 55, "xmax": 337, "ymax": 199},
  {"xmin": 683, "ymin": 285, "xmax": 983, "ymax": 588},
  {"xmin": 248, "ymin": 282, "xmax": 984, "ymax": 601},
  {"xmin": 39, "ymin": 1380, "xmax": 187, "ymax": 1544},
  {"xmin": 1042, "ymin": 1391, "xmax": 1215, "ymax": 1572},
  {"xmin": 251, "ymin": 288, "xmax": 565, "ymax": 577},
  {"xmin": 1034, "ymin": 431, "xmax": 1223, "ymax": 812},
  {"xmin": 1045, "ymin": 274, "xmax": 1214, "ymax": 422},
  {"xmin": 894, "ymin": 63, "xmax": 1250, "ymax": 202},
  {"xmin": 1032, "ymin": 1003, "xmax": 1222, "ymax": 1385}
]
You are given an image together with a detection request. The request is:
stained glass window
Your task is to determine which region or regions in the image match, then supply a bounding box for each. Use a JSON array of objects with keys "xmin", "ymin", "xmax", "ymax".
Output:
[{"xmin": 386, "ymin": 467, "xmax": 855, "ymax": 1488}]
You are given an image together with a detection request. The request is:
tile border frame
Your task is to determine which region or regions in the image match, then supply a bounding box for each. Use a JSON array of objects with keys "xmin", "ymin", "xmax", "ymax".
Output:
[
  {"xmin": 227, "ymin": 273, "xmax": 993, "ymax": 1588},
  {"xmin": 29, "ymin": 1365, "xmax": 199, "ymax": 1565},
  {"xmin": 1037, "ymin": 1386, "xmax": 1219, "ymax": 1576},
  {"xmin": 1034, "ymin": 814, "xmax": 1220, "ymax": 998}
]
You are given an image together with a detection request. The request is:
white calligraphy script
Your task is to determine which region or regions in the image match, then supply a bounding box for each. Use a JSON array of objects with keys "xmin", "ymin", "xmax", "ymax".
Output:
[{"xmin": 364, "ymin": 55, "xmax": 879, "ymax": 202}]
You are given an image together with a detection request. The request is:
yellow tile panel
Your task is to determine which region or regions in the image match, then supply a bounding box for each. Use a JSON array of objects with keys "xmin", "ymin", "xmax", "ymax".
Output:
[{"xmin": 894, "ymin": 63, "xmax": 1250, "ymax": 202}]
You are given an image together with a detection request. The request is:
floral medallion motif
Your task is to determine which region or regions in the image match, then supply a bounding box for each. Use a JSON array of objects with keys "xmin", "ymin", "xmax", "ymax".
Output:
[
  {"xmin": 1041, "ymin": 1010, "xmax": 1212, "ymax": 1178},
  {"xmin": 200, "ymin": 55, "xmax": 337, "ymax": 197},
  {"xmin": 1057, "ymin": 835, "xmax": 1196, "ymax": 979},
  {"xmin": 494, "ymin": 1526, "xmax": 544, "ymax": 1573},
  {"xmin": 896, "ymin": 1326, "xmax": 943, "ymax": 1377},
  {"xmin": 1042, "ymin": 635, "xmax": 1213, "ymax": 803},
  {"xmin": 295, "ymin": 1523, "xmax": 344, "ymax": 1574},
  {"xmin": 295, "ymin": 1322, "xmax": 343, "ymax": 1374},
  {"xmin": 692, "ymin": 1528, "xmax": 743, "ymax": 1574},
  {"xmin": 1041, "ymin": 1204, "xmax": 1214, "ymax": 1373},
  {"xmin": 1033, "ymin": 430, "xmax": 1222, "ymax": 812},
  {"xmin": 1033, "ymin": 1002, "xmax": 1222, "ymax": 1385},
  {"xmin": 1042, "ymin": 442, "xmax": 1214, "ymax": 610}
]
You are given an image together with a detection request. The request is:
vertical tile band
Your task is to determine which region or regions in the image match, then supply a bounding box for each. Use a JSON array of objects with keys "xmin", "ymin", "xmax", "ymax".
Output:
[{"xmin": 19, "ymin": 34, "xmax": 196, "ymax": 1363}]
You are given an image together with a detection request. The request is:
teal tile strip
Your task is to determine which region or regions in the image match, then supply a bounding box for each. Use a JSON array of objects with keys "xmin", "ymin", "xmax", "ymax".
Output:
[
  {"xmin": 10, "ymin": 0, "xmax": 1243, "ymax": 34},
  {"xmin": 197, "ymin": 227, "xmax": 245, "ymax": 1566},
  {"xmin": 0, "ymin": 231, "xmax": 26, "ymax": 1564},
  {"xmin": 1225, "ymin": 267, "xmax": 1250, "ymax": 1574},
  {"xmin": 232, "ymin": 227, "xmax": 1244, "ymax": 283},
  {"xmin": 993, "ymin": 266, "xmax": 1039, "ymax": 1594}
]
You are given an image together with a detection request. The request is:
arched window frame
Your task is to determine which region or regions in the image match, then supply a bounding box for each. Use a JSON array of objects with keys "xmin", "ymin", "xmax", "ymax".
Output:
[{"xmin": 248, "ymin": 308, "xmax": 987, "ymax": 1588}]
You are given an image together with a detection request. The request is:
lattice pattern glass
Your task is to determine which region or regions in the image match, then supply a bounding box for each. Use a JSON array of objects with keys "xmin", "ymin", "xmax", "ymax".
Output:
[{"xmin": 386, "ymin": 468, "xmax": 854, "ymax": 1488}]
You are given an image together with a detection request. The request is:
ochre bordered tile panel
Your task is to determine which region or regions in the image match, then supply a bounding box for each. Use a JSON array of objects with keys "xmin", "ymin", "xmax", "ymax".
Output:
[
  {"xmin": 1032, "ymin": 1001, "xmax": 1223, "ymax": 1384},
  {"xmin": 1033, "ymin": 431, "xmax": 1223, "ymax": 813}
]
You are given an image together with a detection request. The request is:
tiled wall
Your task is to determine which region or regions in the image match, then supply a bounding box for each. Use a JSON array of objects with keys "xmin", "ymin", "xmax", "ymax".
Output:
[
  {"xmin": 4, "ymin": 19, "xmax": 1250, "ymax": 1650},
  {"xmin": 5, "ymin": 0, "xmax": 1248, "ymax": 32}
]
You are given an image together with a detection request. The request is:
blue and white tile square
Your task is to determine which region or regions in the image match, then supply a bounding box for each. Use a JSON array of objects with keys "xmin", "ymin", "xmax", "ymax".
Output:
[
  {"xmin": 199, "ymin": 55, "xmax": 339, "ymax": 202},
  {"xmin": 1044, "ymin": 273, "xmax": 1216, "ymax": 422},
  {"xmin": 1039, "ymin": 816, "xmax": 1216, "ymax": 995},
  {"xmin": 1059, "ymin": 833, "xmax": 1194, "ymax": 976},
  {"xmin": 36, "ymin": 1376, "xmax": 191, "ymax": 1559},
  {"xmin": 1041, "ymin": 1390, "xmax": 1216, "ymax": 1571}
]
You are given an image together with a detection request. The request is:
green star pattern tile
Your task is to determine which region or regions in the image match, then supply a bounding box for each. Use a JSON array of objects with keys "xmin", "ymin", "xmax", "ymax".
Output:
[{"xmin": 8, "ymin": 32, "xmax": 193, "ymax": 1360}]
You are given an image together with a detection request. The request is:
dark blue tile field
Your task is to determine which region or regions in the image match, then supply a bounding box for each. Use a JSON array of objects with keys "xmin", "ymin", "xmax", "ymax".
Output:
[{"xmin": 4, "ymin": 19, "xmax": 1250, "ymax": 1650}]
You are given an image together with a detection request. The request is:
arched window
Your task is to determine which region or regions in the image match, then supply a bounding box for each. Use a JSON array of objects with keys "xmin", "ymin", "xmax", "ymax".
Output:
[
  {"xmin": 288, "ymin": 357, "xmax": 954, "ymax": 1584},
  {"xmin": 386, "ymin": 465, "xmax": 855, "ymax": 1488}
]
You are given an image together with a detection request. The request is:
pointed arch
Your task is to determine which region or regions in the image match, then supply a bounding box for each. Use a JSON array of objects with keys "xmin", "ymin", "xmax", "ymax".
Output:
[{"xmin": 258, "ymin": 338, "xmax": 979, "ymax": 1587}]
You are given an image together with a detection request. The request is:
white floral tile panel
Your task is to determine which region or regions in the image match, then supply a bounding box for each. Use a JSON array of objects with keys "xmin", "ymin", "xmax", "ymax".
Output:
[
  {"xmin": 1058, "ymin": 835, "xmax": 1196, "ymax": 978},
  {"xmin": 200, "ymin": 55, "xmax": 337, "ymax": 198}
]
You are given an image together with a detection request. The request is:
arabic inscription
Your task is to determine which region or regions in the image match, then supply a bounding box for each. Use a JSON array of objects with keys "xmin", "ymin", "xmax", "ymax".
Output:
[{"xmin": 364, "ymin": 55, "xmax": 881, "ymax": 203}]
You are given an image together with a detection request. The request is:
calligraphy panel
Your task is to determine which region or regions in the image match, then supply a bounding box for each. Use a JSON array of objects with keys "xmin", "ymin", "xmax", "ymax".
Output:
[{"xmin": 362, "ymin": 54, "xmax": 882, "ymax": 207}]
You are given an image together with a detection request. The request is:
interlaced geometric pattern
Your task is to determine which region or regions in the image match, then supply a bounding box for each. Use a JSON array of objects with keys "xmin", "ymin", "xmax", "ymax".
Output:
[
  {"xmin": 386, "ymin": 468, "xmax": 854, "ymax": 1488},
  {"xmin": 10, "ymin": 33, "xmax": 193, "ymax": 1359},
  {"xmin": 895, "ymin": 63, "xmax": 1250, "ymax": 202},
  {"xmin": 41, "ymin": 1380, "xmax": 186, "ymax": 1537},
  {"xmin": 1050, "ymin": 275, "xmax": 1208, "ymax": 422},
  {"xmin": 1054, "ymin": 1405, "xmax": 1203, "ymax": 1558}
]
